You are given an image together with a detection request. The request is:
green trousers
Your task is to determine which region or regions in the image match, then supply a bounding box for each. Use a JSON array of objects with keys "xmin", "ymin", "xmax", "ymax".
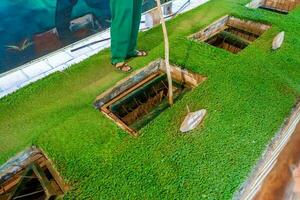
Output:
[{"xmin": 110, "ymin": 0, "xmax": 143, "ymax": 64}]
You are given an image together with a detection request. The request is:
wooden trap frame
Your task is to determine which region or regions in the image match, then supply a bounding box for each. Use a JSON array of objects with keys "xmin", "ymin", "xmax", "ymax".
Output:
[
  {"xmin": 260, "ymin": 0, "xmax": 300, "ymax": 13},
  {"xmin": 0, "ymin": 147, "xmax": 68, "ymax": 200},
  {"xmin": 189, "ymin": 15, "xmax": 271, "ymax": 54},
  {"xmin": 94, "ymin": 59, "xmax": 206, "ymax": 136}
]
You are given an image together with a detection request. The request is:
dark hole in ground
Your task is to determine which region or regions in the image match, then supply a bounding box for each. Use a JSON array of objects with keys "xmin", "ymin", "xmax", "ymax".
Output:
[
  {"xmin": 0, "ymin": 148, "xmax": 67, "ymax": 200},
  {"xmin": 190, "ymin": 15, "xmax": 271, "ymax": 54},
  {"xmin": 109, "ymin": 74, "xmax": 188, "ymax": 131},
  {"xmin": 11, "ymin": 169, "xmax": 46, "ymax": 200},
  {"xmin": 95, "ymin": 59, "xmax": 206, "ymax": 136},
  {"xmin": 205, "ymin": 29, "xmax": 251, "ymax": 54}
]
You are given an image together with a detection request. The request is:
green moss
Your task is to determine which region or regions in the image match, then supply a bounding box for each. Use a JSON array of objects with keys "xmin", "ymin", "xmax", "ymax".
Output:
[{"xmin": 0, "ymin": 0, "xmax": 300, "ymax": 199}]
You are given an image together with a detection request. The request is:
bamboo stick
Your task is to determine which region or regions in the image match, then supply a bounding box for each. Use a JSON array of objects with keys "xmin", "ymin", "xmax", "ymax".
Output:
[{"xmin": 155, "ymin": 0, "xmax": 174, "ymax": 105}]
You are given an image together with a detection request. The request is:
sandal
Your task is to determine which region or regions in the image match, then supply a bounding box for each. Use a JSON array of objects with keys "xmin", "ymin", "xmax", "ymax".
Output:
[{"xmin": 114, "ymin": 62, "xmax": 132, "ymax": 72}]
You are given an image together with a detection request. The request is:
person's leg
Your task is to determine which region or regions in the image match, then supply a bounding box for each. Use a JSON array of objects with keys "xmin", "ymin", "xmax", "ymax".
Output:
[
  {"xmin": 110, "ymin": 0, "xmax": 134, "ymax": 64},
  {"xmin": 127, "ymin": 0, "xmax": 143, "ymax": 58},
  {"xmin": 55, "ymin": 0, "xmax": 78, "ymax": 41}
]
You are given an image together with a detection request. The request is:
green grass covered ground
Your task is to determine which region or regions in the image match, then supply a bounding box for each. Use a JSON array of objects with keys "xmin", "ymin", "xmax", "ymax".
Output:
[{"xmin": 1, "ymin": 0, "xmax": 300, "ymax": 199}]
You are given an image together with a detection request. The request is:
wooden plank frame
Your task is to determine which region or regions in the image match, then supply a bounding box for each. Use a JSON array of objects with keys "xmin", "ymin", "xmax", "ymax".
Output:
[
  {"xmin": 188, "ymin": 15, "xmax": 271, "ymax": 54},
  {"xmin": 0, "ymin": 147, "xmax": 68, "ymax": 199},
  {"xmin": 94, "ymin": 59, "xmax": 207, "ymax": 136},
  {"xmin": 262, "ymin": 0, "xmax": 300, "ymax": 12},
  {"xmin": 101, "ymin": 72, "xmax": 161, "ymax": 137}
]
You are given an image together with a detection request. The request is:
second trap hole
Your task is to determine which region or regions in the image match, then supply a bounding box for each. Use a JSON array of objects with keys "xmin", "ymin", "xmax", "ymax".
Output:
[{"xmin": 189, "ymin": 15, "xmax": 271, "ymax": 54}]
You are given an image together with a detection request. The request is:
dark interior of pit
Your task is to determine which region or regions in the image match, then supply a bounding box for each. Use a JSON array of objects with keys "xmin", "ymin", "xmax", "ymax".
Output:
[
  {"xmin": 205, "ymin": 22, "xmax": 266, "ymax": 54},
  {"xmin": 0, "ymin": 151, "xmax": 65, "ymax": 200},
  {"xmin": 11, "ymin": 166, "xmax": 48, "ymax": 200},
  {"xmin": 205, "ymin": 26, "xmax": 260, "ymax": 54},
  {"xmin": 1, "ymin": 164, "xmax": 63, "ymax": 200},
  {"xmin": 259, "ymin": 0, "xmax": 300, "ymax": 14},
  {"xmin": 108, "ymin": 73, "xmax": 189, "ymax": 131}
]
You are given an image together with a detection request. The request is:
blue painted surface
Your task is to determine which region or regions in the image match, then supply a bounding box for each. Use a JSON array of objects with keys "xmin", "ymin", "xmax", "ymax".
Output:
[{"xmin": 0, "ymin": 0, "xmax": 166, "ymax": 74}]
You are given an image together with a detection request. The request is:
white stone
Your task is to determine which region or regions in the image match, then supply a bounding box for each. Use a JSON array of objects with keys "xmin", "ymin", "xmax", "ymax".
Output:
[
  {"xmin": 272, "ymin": 31, "xmax": 285, "ymax": 50},
  {"xmin": 247, "ymin": 0, "xmax": 264, "ymax": 8},
  {"xmin": 180, "ymin": 109, "xmax": 207, "ymax": 133},
  {"xmin": 0, "ymin": 71, "xmax": 28, "ymax": 90},
  {"xmin": 85, "ymin": 49, "xmax": 102, "ymax": 57},
  {"xmin": 22, "ymin": 61, "xmax": 52, "ymax": 79},
  {"xmin": 46, "ymin": 51, "xmax": 73, "ymax": 68},
  {"xmin": 2, "ymin": 86, "xmax": 19, "ymax": 96},
  {"xmin": 66, "ymin": 55, "xmax": 88, "ymax": 66},
  {"xmin": 56, "ymin": 64, "xmax": 69, "ymax": 72},
  {"xmin": 45, "ymin": 67, "xmax": 62, "ymax": 75},
  {"xmin": 26, "ymin": 74, "xmax": 47, "ymax": 84}
]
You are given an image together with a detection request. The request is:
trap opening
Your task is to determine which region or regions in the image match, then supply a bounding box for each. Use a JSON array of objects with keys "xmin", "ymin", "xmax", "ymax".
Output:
[
  {"xmin": 259, "ymin": 0, "xmax": 300, "ymax": 14},
  {"xmin": 189, "ymin": 15, "xmax": 271, "ymax": 54},
  {"xmin": 94, "ymin": 59, "xmax": 206, "ymax": 136},
  {"xmin": 0, "ymin": 147, "xmax": 68, "ymax": 200}
]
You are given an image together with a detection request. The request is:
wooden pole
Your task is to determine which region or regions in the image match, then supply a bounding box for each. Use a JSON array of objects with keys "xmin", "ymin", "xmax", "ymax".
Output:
[{"xmin": 155, "ymin": 0, "xmax": 174, "ymax": 105}]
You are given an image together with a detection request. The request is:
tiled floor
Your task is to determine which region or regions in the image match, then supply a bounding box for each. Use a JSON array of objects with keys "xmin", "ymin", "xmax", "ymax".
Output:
[{"xmin": 0, "ymin": 0, "xmax": 209, "ymax": 99}]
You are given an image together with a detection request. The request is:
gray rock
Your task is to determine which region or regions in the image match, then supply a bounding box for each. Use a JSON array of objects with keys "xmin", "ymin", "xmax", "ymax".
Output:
[
  {"xmin": 247, "ymin": 0, "xmax": 264, "ymax": 8},
  {"xmin": 272, "ymin": 31, "xmax": 285, "ymax": 50},
  {"xmin": 180, "ymin": 109, "xmax": 207, "ymax": 133}
]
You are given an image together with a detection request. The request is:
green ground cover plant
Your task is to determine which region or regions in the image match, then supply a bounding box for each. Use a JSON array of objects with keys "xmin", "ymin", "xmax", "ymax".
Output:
[{"xmin": 0, "ymin": 0, "xmax": 300, "ymax": 199}]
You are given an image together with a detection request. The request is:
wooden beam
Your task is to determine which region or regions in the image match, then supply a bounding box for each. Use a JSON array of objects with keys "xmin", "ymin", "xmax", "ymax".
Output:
[
  {"xmin": 101, "ymin": 72, "xmax": 160, "ymax": 109},
  {"xmin": 45, "ymin": 161, "xmax": 69, "ymax": 193},
  {"xmin": 101, "ymin": 107, "xmax": 138, "ymax": 137},
  {"xmin": 32, "ymin": 163, "xmax": 57, "ymax": 199}
]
